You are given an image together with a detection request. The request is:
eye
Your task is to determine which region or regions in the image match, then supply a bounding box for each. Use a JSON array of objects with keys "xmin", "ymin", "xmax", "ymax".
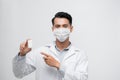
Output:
[
  {"xmin": 55, "ymin": 25, "xmax": 60, "ymax": 28},
  {"xmin": 63, "ymin": 24, "xmax": 68, "ymax": 28}
]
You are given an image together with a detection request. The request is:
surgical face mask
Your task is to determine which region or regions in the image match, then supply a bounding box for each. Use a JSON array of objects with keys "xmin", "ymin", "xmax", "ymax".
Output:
[{"xmin": 53, "ymin": 28, "xmax": 71, "ymax": 42}]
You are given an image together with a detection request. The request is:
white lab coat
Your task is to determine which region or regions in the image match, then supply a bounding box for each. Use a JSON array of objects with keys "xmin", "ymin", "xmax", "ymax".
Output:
[{"xmin": 12, "ymin": 42, "xmax": 88, "ymax": 80}]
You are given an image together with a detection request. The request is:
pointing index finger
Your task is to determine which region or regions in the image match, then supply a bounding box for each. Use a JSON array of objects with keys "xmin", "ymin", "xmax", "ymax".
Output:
[{"xmin": 41, "ymin": 52, "xmax": 49, "ymax": 57}]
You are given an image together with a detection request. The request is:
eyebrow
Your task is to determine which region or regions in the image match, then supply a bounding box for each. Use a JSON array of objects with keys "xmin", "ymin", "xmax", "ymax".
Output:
[{"xmin": 55, "ymin": 24, "xmax": 69, "ymax": 25}]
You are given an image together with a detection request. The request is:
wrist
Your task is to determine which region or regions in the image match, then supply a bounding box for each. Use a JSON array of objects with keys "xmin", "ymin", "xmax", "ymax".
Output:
[
  {"xmin": 19, "ymin": 52, "xmax": 26, "ymax": 56},
  {"xmin": 55, "ymin": 62, "xmax": 60, "ymax": 70}
]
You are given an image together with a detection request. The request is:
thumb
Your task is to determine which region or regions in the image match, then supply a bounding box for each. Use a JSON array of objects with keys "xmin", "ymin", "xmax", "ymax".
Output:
[{"xmin": 25, "ymin": 39, "xmax": 31, "ymax": 47}]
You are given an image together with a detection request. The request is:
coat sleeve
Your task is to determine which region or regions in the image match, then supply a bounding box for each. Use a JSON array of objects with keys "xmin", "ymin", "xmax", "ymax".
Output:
[
  {"xmin": 12, "ymin": 50, "xmax": 37, "ymax": 79},
  {"xmin": 58, "ymin": 50, "xmax": 88, "ymax": 80}
]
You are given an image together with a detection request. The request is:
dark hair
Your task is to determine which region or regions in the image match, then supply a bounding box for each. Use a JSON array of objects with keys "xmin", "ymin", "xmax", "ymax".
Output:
[{"xmin": 52, "ymin": 12, "xmax": 72, "ymax": 25}]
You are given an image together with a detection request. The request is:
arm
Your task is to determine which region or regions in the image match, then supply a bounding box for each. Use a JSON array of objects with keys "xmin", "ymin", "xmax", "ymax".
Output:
[
  {"xmin": 12, "ymin": 39, "xmax": 36, "ymax": 78},
  {"xmin": 12, "ymin": 52, "xmax": 36, "ymax": 79}
]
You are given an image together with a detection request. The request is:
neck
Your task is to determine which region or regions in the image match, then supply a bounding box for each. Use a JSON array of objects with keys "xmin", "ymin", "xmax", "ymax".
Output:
[{"xmin": 56, "ymin": 38, "xmax": 70, "ymax": 51}]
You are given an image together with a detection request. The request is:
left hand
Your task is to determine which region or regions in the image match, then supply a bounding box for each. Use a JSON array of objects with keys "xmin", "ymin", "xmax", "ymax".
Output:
[{"xmin": 41, "ymin": 52, "xmax": 60, "ymax": 69}]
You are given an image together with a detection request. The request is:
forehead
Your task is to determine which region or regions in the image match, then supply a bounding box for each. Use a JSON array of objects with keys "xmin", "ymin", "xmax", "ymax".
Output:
[{"xmin": 54, "ymin": 18, "xmax": 69, "ymax": 25}]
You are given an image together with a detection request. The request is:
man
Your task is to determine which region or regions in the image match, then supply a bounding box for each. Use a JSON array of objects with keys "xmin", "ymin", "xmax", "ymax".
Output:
[{"xmin": 12, "ymin": 12, "xmax": 88, "ymax": 80}]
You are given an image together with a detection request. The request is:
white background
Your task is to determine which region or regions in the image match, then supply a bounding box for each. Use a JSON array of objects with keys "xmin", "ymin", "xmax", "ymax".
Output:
[{"xmin": 0, "ymin": 0, "xmax": 120, "ymax": 80}]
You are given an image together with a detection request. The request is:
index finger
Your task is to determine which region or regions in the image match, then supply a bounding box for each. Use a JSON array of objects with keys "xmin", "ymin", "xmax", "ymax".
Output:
[{"xmin": 41, "ymin": 52, "xmax": 50, "ymax": 57}]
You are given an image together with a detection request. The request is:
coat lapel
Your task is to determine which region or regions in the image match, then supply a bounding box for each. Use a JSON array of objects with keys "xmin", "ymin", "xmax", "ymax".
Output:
[
  {"xmin": 63, "ymin": 46, "xmax": 76, "ymax": 61},
  {"xmin": 49, "ymin": 44, "xmax": 59, "ymax": 56}
]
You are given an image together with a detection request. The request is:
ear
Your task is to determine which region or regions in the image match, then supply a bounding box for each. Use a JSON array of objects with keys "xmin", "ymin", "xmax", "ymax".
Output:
[
  {"xmin": 70, "ymin": 26, "xmax": 73, "ymax": 32},
  {"xmin": 52, "ymin": 26, "xmax": 54, "ymax": 32}
]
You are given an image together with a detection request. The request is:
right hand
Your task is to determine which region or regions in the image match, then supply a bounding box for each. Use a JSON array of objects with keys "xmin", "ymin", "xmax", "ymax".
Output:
[{"xmin": 19, "ymin": 39, "xmax": 32, "ymax": 56}]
